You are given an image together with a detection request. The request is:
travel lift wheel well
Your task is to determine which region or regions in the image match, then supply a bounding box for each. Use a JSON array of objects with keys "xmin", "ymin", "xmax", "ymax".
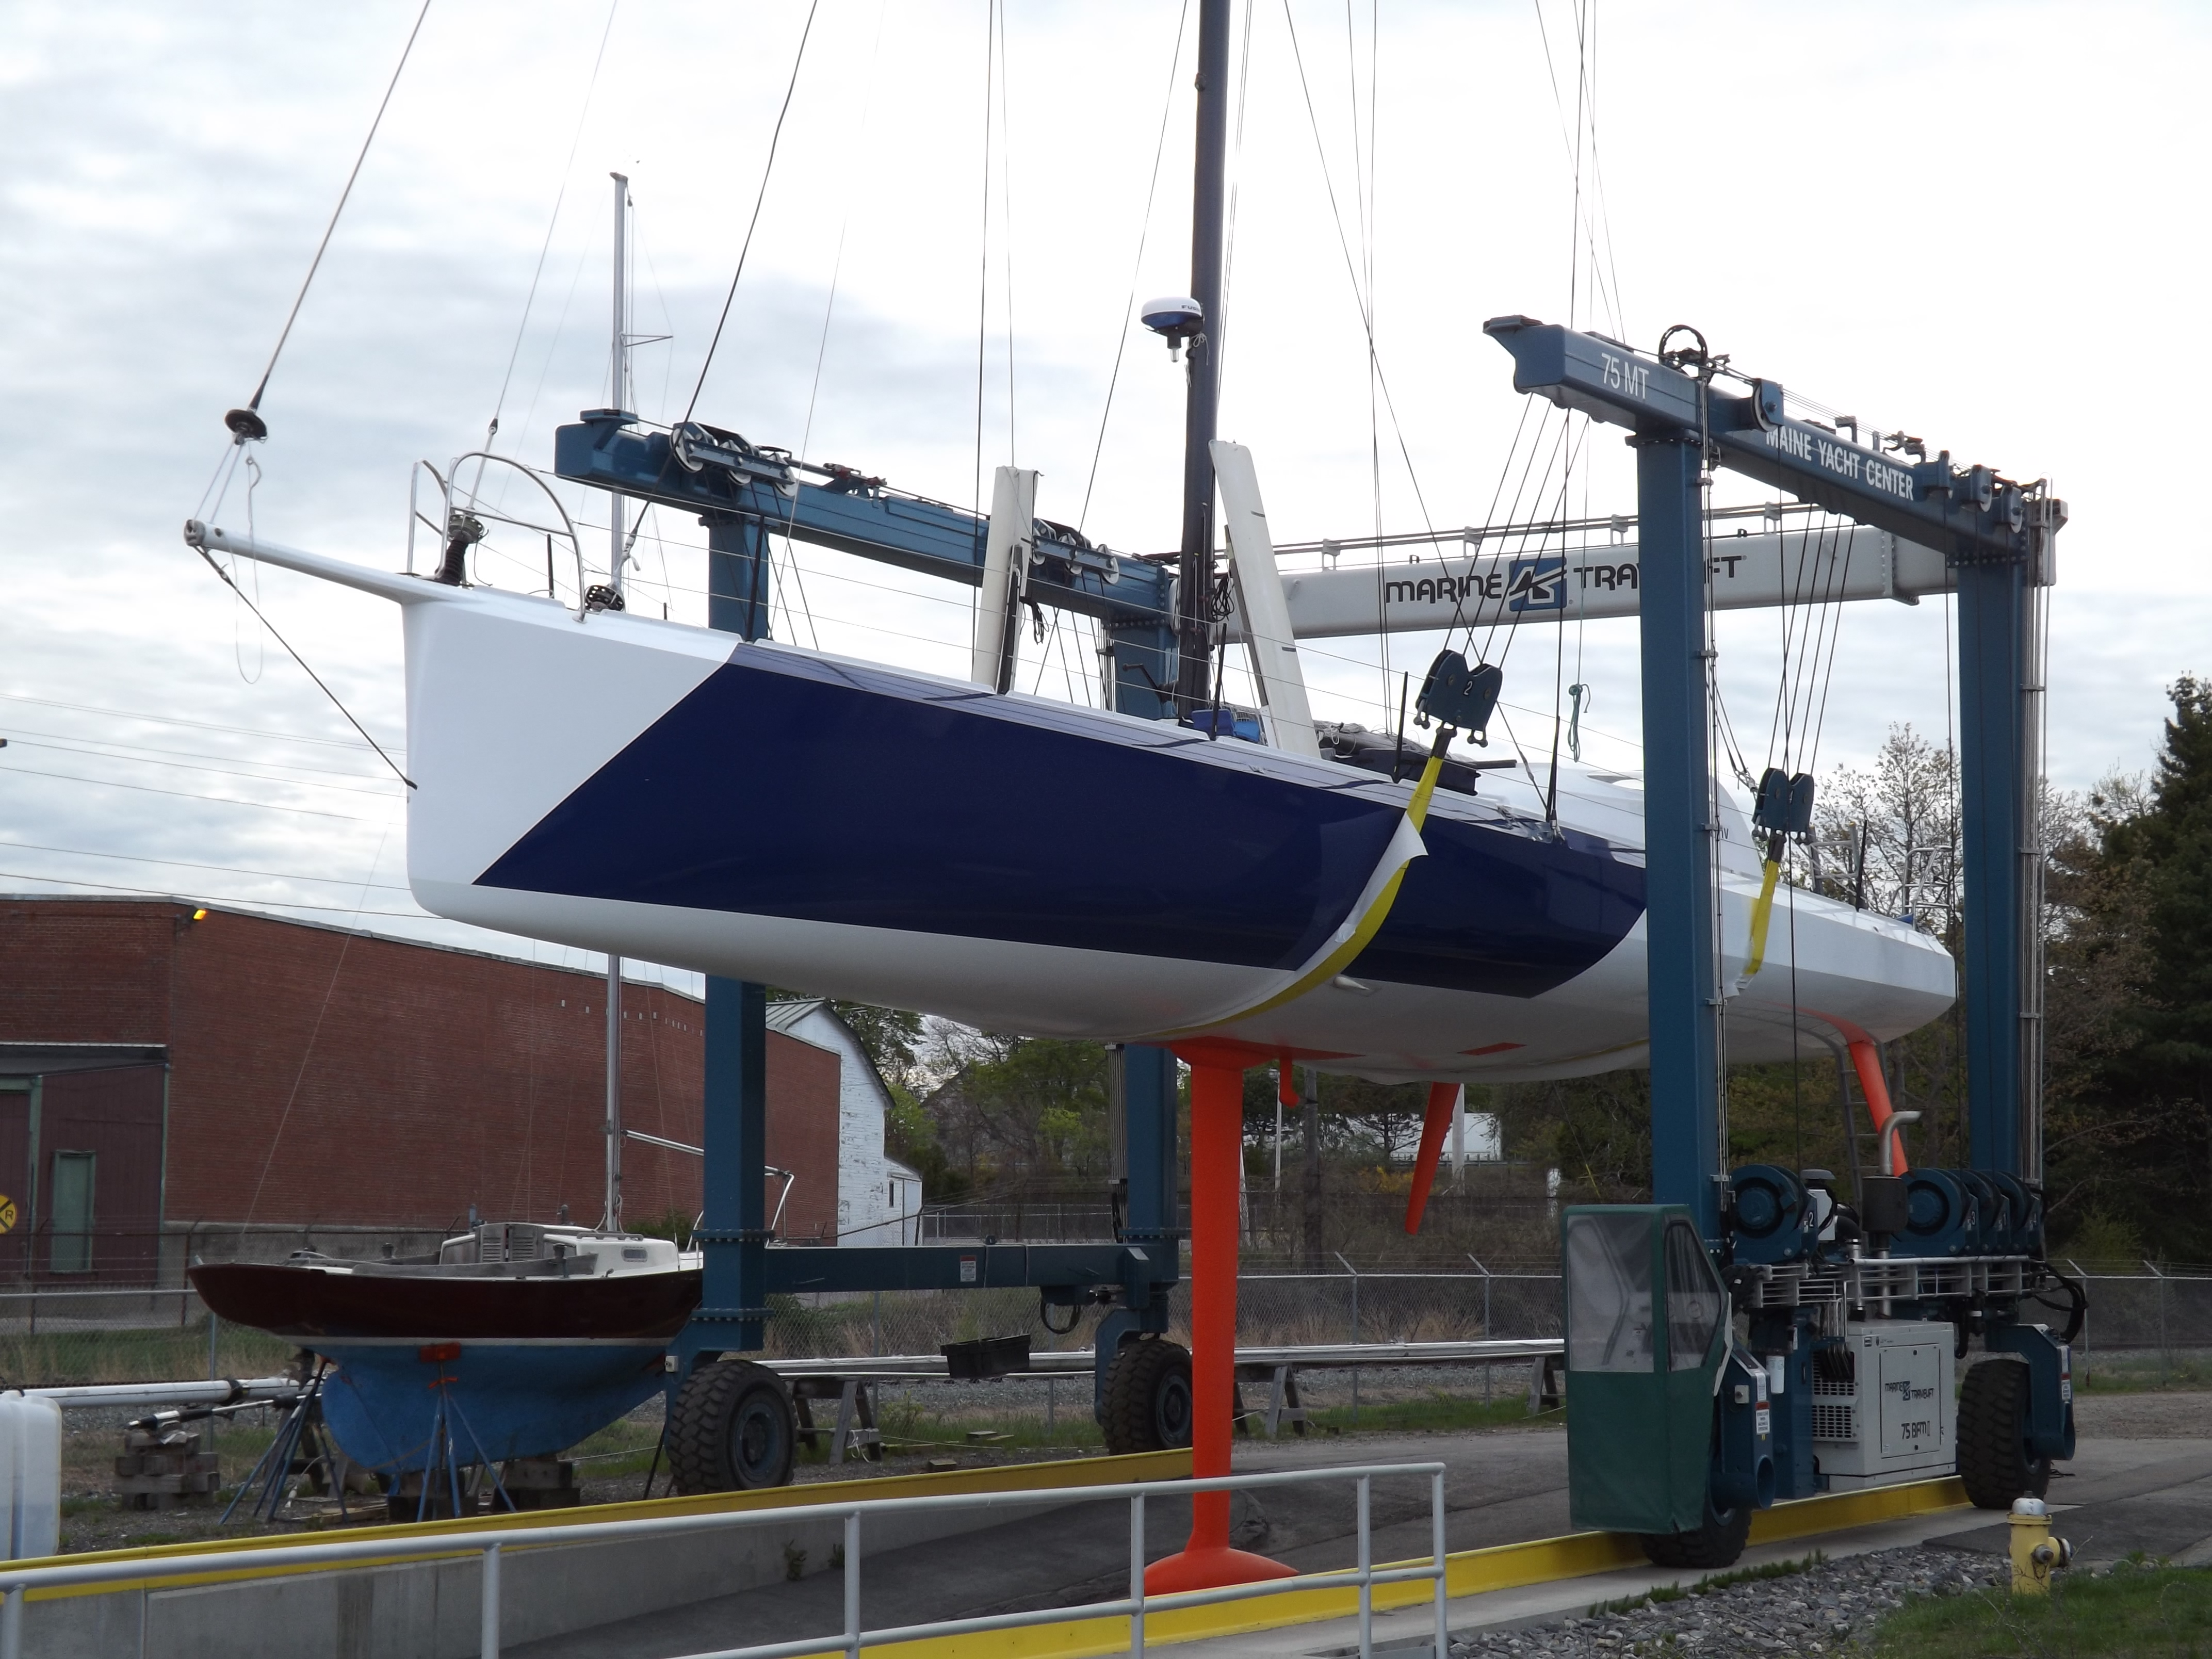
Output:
[
  {"xmin": 1100, "ymin": 1336, "xmax": 1194, "ymax": 1455},
  {"xmin": 668, "ymin": 1357, "xmax": 798, "ymax": 1493}
]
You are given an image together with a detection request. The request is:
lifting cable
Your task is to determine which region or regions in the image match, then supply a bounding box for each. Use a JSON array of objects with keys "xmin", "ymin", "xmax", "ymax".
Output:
[
  {"xmin": 481, "ymin": 0, "xmax": 621, "ymax": 460},
  {"xmin": 681, "ymin": 0, "xmax": 822, "ymax": 428},
  {"xmin": 1077, "ymin": 0, "xmax": 1192, "ymax": 534}
]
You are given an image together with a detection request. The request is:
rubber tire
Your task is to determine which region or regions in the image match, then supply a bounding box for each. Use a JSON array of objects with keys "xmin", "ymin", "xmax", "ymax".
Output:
[
  {"xmin": 1101, "ymin": 1338, "xmax": 1194, "ymax": 1455},
  {"xmin": 1958, "ymin": 1356, "xmax": 2053, "ymax": 1511},
  {"xmin": 668, "ymin": 1358, "xmax": 798, "ymax": 1493},
  {"xmin": 1639, "ymin": 1489, "xmax": 1753, "ymax": 1570}
]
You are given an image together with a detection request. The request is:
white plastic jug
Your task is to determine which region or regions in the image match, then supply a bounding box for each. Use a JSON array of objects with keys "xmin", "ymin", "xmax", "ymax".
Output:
[{"xmin": 0, "ymin": 1394, "xmax": 61, "ymax": 1560}]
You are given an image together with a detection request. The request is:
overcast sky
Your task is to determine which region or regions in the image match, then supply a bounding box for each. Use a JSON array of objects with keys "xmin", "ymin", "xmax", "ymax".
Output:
[{"xmin": 5, "ymin": 0, "xmax": 2206, "ymax": 984}]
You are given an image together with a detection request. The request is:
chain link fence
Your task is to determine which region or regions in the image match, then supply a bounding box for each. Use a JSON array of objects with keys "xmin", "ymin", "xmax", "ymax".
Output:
[{"xmin": 0, "ymin": 1266, "xmax": 2202, "ymax": 1390}]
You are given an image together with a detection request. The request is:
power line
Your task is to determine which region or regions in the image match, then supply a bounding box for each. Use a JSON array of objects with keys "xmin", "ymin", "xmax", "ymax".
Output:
[
  {"xmin": 2, "ymin": 737, "xmax": 402, "ymax": 798},
  {"xmin": 0, "ymin": 870, "xmax": 421, "ymax": 919},
  {"xmin": 0, "ymin": 762, "xmax": 385, "ymax": 823},
  {"xmin": 0, "ymin": 692, "xmax": 403, "ymax": 754},
  {"xmin": 0, "ymin": 838, "xmax": 413, "ymax": 891}
]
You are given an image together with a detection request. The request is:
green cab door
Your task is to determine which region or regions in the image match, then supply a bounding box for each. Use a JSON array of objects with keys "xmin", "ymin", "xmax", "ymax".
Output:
[{"xmin": 1563, "ymin": 1206, "xmax": 1728, "ymax": 1534}]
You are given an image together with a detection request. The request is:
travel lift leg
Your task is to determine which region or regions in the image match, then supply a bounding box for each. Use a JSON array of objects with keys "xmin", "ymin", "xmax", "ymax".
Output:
[
  {"xmin": 1145, "ymin": 1047, "xmax": 1295, "ymax": 1594},
  {"xmin": 663, "ymin": 518, "xmax": 798, "ymax": 1493},
  {"xmin": 1479, "ymin": 315, "xmax": 2074, "ymax": 1567}
]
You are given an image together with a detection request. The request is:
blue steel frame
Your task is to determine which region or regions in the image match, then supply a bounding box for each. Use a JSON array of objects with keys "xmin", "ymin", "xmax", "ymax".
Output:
[{"xmin": 1484, "ymin": 316, "xmax": 2064, "ymax": 1222}]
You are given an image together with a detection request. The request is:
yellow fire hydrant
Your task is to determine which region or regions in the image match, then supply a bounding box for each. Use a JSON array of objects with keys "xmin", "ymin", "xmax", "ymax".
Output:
[{"xmin": 2008, "ymin": 1497, "xmax": 2073, "ymax": 1594}]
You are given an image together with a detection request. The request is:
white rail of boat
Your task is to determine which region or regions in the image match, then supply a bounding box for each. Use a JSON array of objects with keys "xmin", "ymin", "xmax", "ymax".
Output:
[
  {"xmin": 0, "ymin": 1460, "xmax": 1449, "ymax": 1659},
  {"xmin": 771, "ymin": 1335, "xmax": 1562, "ymax": 1378}
]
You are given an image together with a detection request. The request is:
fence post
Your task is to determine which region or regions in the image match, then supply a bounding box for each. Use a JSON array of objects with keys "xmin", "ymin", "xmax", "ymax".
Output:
[
  {"xmin": 1356, "ymin": 1473, "xmax": 1373, "ymax": 1659},
  {"xmin": 844, "ymin": 1511, "xmax": 861, "ymax": 1659},
  {"xmin": 2148, "ymin": 1261, "xmax": 2169, "ymax": 1388},
  {"xmin": 480, "ymin": 1542, "xmax": 500, "ymax": 1658},
  {"xmin": 2067, "ymin": 1260, "xmax": 2090, "ymax": 1387},
  {"xmin": 0, "ymin": 1583, "xmax": 18, "ymax": 1659},
  {"xmin": 1431, "ymin": 1469, "xmax": 1448, "ymax": 1659},
  {"xmin": 1470, "ymin": 1256, "xmax": 1494, "ymax": 1408},
  {"xmin": 1129, "ymin": 1492, "xmax": 1146, "ymax": 1659},
  {"xmin": 1336, "ymin": 1253, "xmax": 1360, "ymax": 1426},
  {"xmin": 207, "ymin": 1310, "xmax": 219, "ymax": 1380}
]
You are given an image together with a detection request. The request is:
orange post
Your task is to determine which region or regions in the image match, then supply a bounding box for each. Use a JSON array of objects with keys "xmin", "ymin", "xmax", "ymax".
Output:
[
  {"xmin": 1848, "ymin": 1038, "xmax": 1908, "ymax": 1173},
  {"xmin": 1403, "ymin": 1081, "xmax": 1460, "ymax": 1234},
  {"xmin": 1146, "ymin": 1053, "xmax": 1294, "ymax": 1595}
]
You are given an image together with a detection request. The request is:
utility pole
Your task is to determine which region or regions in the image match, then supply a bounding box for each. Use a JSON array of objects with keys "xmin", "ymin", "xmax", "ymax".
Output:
[
  {"xmin": 603, "ymin": 171, "xmax": 630, "ymax": 1233},
  {"xmin": 1171, "ymin": 0, "xmax": 1230, "ymax": 715}
]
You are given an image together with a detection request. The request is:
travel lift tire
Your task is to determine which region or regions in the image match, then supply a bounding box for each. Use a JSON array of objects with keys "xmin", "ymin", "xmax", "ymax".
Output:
[
  {"xmin": 1957, "ymin": 1356, "xmax": 2053, "ymax": 1510},
  {"xmin": 668, "ymin": 1358, "xmax": 799, "ymax": 1493},
  {"xmin": 1639, "ymin": 1486, "xmax": 1753, "ymax": 1571},
  {"xmin": 1101, "ymin": 1337, "xmax": 1194, "ymax": 1455}
]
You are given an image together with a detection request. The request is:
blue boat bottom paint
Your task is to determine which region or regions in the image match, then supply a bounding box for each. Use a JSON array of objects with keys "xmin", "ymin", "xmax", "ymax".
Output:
[{"xmin": 317, "ymin": 1343, "xmax": 669, "ymax": 1476}]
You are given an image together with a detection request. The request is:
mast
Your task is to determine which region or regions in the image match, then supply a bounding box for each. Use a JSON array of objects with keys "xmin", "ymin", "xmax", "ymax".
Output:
[
  {"xmin": 604, "ymin": 171, "xmax": 630, "ymax": 1232},
  {"xmin": 1172, "ymin": 0, "xmax": 1231, "ymax": 714}
]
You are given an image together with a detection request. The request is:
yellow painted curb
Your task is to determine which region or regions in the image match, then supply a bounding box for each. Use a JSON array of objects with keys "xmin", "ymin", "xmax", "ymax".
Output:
[
  {"xmin": 823, "ymin": 1474, "xmax": 1974, "ymax": 1659},
  {"xmin": 22, "ymin": 1448, "xmax": 1191, "ymax": 1604}
]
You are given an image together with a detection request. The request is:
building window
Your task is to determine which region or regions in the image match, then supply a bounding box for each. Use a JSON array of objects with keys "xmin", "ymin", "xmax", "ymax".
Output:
[{"xmin": 49, "ymin": 1151, "xmax": 95, "ymax": 1275}]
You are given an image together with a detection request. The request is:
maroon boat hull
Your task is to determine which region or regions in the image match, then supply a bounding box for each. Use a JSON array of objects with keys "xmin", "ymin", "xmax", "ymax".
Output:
[{"xmin": 188, "ymin": 1261, "xmax": 703, "ymax": 1344}]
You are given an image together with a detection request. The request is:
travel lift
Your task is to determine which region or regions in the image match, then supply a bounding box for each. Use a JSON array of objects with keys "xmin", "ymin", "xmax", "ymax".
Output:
[
  {"xmin": 553, "ymin": 2, "xmax": 2068, "ymax": 1588},
  {"xmin": 1476, "ymin": 316, "xmax": 2077, "ymax": 1567}
]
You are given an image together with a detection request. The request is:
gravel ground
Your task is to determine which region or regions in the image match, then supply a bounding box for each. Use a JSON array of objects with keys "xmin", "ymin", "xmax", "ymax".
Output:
[
  {"xmin": 2070, "ymin": 1389, "xmax": 2212, "ymax": 1438},
  {"xmin": 1449, "ymin": 1546, "xmax": 2006, "ymax": 1657}
]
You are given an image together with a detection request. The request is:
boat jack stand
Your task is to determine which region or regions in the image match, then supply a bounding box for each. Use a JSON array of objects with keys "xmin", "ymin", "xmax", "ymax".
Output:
[{"xmin": 1146, "ymin": 1052, "xmax": 1294, "ymax": 1594}]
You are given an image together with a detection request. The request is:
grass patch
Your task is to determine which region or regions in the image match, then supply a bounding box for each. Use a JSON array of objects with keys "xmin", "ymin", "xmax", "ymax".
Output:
[
  {"xmin": 0, "ymin": 1320, "xmax": 294, "ymax": 1389},
  {"xmin": 1588, "ymin": 1551, "xmax": 1826, "ymax": 1618},
  {"xmin": 2075, "ymin": 1353, "xmax": 2212, "ymax": 1393},
  {"xmin": 1869, "ymin": 1561, "xmax": 2212, "ymax": 1656}
]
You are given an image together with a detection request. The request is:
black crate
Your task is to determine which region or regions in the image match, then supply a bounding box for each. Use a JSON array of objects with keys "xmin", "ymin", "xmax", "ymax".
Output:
[{"xmin": 942, "ymin": 1333, "xmax": 1031, "ymax": 1380}]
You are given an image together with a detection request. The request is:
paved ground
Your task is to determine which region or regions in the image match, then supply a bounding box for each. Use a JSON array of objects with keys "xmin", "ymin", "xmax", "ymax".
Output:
[{"xmin": 514, "ymin": 1403, "xmax": 2212, "ymax": 1659}]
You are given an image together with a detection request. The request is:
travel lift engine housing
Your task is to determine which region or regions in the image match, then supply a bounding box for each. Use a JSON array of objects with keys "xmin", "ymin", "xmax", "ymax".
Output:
[{"xmin": 1482, "ymin": 315, "xmax": 2076, "ymax": 1567}]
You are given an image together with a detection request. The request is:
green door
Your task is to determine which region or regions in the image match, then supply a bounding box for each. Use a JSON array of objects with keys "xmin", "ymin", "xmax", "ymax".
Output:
[{"xmin": 1563, "ymin": 1206, "xmax": 1727, "ymax": 1533}]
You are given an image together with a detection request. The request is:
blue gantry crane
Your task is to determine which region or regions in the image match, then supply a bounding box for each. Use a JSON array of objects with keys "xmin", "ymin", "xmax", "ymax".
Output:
[{"xmin": 1484, "ymin": 316, "xmax": 2076, "ymax": 1565}]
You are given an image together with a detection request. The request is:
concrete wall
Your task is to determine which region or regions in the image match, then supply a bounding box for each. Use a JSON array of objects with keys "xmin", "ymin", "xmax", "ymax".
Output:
[{"xmin": 23, "ymin": 1494, "xmax": 1077, "ymax": 1658}]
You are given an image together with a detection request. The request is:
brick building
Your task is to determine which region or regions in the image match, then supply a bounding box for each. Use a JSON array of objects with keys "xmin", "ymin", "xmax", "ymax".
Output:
[{"xmin": 0, "ymin": 896, "xmax": 896, "ymax": 1285}]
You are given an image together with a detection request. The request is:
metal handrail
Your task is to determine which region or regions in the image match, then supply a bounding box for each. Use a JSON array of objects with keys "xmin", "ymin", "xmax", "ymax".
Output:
[{"xmin": 0, "ymin": 1461, "xmax": 1449, "ymax": 1659}]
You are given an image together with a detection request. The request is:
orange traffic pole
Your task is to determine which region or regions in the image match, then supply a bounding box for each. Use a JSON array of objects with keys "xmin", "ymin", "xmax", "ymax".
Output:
[
  {"xmin": 1403, "ymin": 1081, "xmax": 1460, "ymax": 1234},
  {"xmin": 1146, "ymin": 1053, "xmax": 1293, "ymax": 1594}
]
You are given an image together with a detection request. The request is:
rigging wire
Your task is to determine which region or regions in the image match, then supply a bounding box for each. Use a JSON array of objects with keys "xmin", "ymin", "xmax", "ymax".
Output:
[
  {"xmin": 182, "ymin": 543, "xmax": 414, "ymax": 790},
  {"xmin": 1076, "ymin": 0, "xmax": 1192, "ymax": 534},
  {"xmin": 971, "ymin": 0, "xmax": 996, "ymax": 521},
  {"xmin": 680, "ymin": 0, "xmax": 823, "ymax": 427},
  {"xmin": 483, "ymin": 0, "xmax": 621, "ymax": 452},
  {"xmin": 234, "ymin": 0, "xmax": 435, "ymax": 425},
  {"xmin": 1278, "ymin": 3, "xmax": 1443, "ymax": 553}
]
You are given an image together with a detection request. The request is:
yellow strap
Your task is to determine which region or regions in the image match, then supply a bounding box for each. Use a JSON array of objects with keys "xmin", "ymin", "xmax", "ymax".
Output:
[
  {"xmin": 1147, "ymin": 750, "xmax": 1446, "ymax": 1040},
  {"xmin": 1744, "ymin": 857, "xmax": 1782, "ymax": 978}
]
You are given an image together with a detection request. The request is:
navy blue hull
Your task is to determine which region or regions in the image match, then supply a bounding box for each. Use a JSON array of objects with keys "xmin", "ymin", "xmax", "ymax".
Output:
[{"xmin": 479, "ymin": 652, "xmax": 1644, "ymax": 998}]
